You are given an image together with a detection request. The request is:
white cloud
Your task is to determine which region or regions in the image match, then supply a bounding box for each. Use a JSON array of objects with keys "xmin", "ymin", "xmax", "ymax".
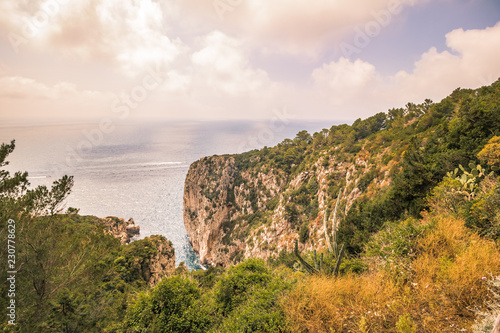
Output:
[
  {"xmin": 1, "ymin": 2, "xmax": 499, "ymax": 122},
  {"xmin": 191, "ymin": 31, "xmax": 271, "ymax": 96},
  {"xmin": 391, "ymin": 22, "xmax": 500, "ymax": 102},
  {"xmin": 178, "ymin": 0, "xmax": 423, "ymax": 56},
  {"xmin": 0, "ymin": 76, "xmax": 78, "ymax": 100},
  {"xmin": 312, "ymin": 58, "xmax": 376, "ymax": 105},
  {"xmin": 310, "ymin": 22, "xmax": 500, "ymax": 120},
  {"xmin": 0, "ymin": 0, "xmax": 183, "ymax": 77},
  {"xmin": 0, "ymin": 75, "xmax": 113, "ymax": 119}
]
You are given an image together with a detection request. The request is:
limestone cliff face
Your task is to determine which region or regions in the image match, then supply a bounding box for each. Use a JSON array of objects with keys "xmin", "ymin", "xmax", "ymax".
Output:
[
  {"xmin": 183, "ymin": 156, "xmax": 237, "ymax": 265},
  {"xmin": 184, "ymin": 146, "xmax": 393, "ymax": 267}
]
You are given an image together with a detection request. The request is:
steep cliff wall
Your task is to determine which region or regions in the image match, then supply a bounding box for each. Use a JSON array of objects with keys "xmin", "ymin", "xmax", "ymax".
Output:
[{"xmin": 184, "ymin": 145, "xmax": 392, "ymax": 266}]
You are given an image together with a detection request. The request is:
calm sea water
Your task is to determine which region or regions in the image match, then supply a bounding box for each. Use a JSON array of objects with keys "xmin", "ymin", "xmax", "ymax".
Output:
[{"xmin": 0, "ymin": 119, "xmax": 333, "ymax": 269}]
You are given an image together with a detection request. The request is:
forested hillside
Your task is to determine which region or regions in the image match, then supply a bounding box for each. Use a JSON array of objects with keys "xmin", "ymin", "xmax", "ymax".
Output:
[{"xmin": 184, "ymin": 79, "xmax": 500, "ymax": 267}]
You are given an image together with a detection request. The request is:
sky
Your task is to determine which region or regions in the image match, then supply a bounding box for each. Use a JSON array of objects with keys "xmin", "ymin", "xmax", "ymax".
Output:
[{"xmin": 0, "ymin": 0, "xmax": 499, "ymax": 122}]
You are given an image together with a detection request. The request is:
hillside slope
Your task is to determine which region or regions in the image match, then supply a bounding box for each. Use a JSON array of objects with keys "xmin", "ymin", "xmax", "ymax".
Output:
[{"xmin": 184, "ymin": 79, "xmax": 500, "ymax": 267}]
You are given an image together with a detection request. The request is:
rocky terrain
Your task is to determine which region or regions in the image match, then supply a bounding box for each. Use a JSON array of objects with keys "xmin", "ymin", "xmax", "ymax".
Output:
[
  {"xmin": 101, "ymin": 216, "xmax": 141, "ymax": 244},
  {"xmin": 137, "ymin": 235, "xmax": 176, "ymax": 287},
  {"xmin": 184, "ymin": 147, "xmax": 393, "ymax": 266},
  {"xmin": 100, "ymin": 216, "xmax": 175, "ymax": 286}
]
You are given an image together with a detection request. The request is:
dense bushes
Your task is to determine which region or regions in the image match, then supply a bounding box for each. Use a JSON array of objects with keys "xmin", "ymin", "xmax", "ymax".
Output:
[
  {"xmin": 123, "ymin": 276, "xmax": 210, "ymax": 333},
  {"xmin": 123, "ymin": 258, "xmax": 292, "ymax": 332}
]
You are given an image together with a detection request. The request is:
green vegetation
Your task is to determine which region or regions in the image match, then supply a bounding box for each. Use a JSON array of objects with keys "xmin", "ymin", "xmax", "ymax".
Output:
[
  {"xmin": 0, "ymin": 141, "xmax": 174, "ymax": 332},
  {"xmin": 124, "ymin": 164, "xmax": 500, "ymax": 331},
  {"xmin": 205, "ymin": 79, "xmax": 500, "ymax": 260},
  {"xmin": 3, "ymin": 79, "xmax": 500, "ymax": 331}
]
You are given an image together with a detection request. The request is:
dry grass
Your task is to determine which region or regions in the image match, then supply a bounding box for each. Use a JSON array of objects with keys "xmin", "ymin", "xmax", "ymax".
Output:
[{"xmin": 284, "ymin": 216, "xmax": 500, "ymax": 332}]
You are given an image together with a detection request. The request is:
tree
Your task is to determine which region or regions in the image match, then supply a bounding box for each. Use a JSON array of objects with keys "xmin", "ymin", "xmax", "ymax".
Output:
[
  {"xmin": 478, "ymin": 136, "xmax": 500, "ymax": 166},
  {"xmin": 124, "ymin": 276, "xmax": 210, "ymax": 332},
  {"xmin": 0, "ymin": 140, "xmax": 74, "ymax": 218},
  {"xmin": 0, "ymin": 140, "xmax": 76, "ymax": 328},
  {"xmin": 295, "ymin": 130, "xmax": 312, "ymax": 143}
]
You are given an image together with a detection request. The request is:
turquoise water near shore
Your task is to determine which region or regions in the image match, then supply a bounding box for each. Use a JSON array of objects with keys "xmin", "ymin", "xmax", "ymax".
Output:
[{"xmin": 0, "ymin": 119, "xmax": 333, "ymax": 269}]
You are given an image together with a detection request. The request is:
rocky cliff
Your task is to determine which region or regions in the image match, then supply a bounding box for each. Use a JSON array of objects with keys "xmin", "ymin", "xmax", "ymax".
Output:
[
  {"xmin": 99, "ymin": 216, "xmax": 175, "ymax": 286},
  {"xmin": 184, "ymin": 144, "xmax": 393, "ymax": 266},
  {"xmin": 138, "ymin": 235, "xmax": 176, "ymax": 287}
]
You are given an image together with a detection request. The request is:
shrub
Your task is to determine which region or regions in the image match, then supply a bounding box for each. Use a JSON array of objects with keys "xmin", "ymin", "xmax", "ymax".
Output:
[
  {"xmin": 214, "ymin": 259, "xmax": 272, "ymax": 315},
  {"xmin": 218, "ymin": 279, "xmax": 291, "ymax": 332},
  {"xmin": 123, "ymin": 276, "xmax": 211, "ymax": 332}
]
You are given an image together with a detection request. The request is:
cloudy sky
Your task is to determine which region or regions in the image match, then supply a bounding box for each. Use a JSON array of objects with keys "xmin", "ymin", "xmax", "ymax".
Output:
[{"xmin": 0, "ymin": 0, "xmax": 499, "ymax": 122}]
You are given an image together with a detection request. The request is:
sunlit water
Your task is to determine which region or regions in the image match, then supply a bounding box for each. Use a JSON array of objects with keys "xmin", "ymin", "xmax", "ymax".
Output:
[{"xmin": 0, "ymin": 119, "xmax": 333, "ymax": 270}]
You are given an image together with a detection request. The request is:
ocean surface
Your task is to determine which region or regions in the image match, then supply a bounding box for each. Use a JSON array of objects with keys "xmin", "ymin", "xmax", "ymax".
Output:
[{"xmin": 0, "ymin": 119, "xmax": 334, "ymax": 269}]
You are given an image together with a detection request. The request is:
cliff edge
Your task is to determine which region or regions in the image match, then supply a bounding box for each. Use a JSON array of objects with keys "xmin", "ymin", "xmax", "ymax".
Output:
[{"xmin": 183, "ymin": 80, "xmax": 500, "ymax": 267}]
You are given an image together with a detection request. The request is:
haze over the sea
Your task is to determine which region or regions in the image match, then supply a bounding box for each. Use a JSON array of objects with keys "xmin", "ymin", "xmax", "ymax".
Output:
[{"xmin": 0, "ymin": 119, "xmax": 333, "ymax": 269}]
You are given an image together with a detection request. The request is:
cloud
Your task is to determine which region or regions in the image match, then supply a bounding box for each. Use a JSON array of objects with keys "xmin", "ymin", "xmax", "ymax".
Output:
[
  {"xmin": 312, "ymin": 58, "xmax": 376, "ymax": 105},
  {"xmin": 1, "ymin": 2, "xmax": 499, "ymax": 122},
  {"xmin": 191, "ymin": 31, "xmax": 270, "ymax": 96},
  {"xmin": 391, "ymin": 22, "xmax": 500, "ymax": 102},
  {"xmin": 310, "ymin": 22, "xmax": 500, "ymax": 120},
  {"xmin": 177, "ymin": 0, "xmax": 423, "ymax": 56},
  {"xmin": 0, "ymin": 76, "xmax": 78, "ymax": 100},
  {"xmin": 0, "ymin": 0, "xmax": 183, "ymax": 77},
  {"xmin": 0, "ymin": 75, "xmax": 112, "ymax": 119}
]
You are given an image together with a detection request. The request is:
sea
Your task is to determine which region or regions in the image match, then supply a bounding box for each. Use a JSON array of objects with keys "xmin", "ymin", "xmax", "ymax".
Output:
[{"xmin": 0, "ymin": 119, "xmax": 334, "ymax": 270}]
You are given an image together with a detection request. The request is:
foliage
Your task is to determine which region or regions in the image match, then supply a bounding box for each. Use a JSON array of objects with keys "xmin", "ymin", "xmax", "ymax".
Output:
[
  {"xmin": 478, "ymin": 135, "xmax": 500, "ymax": 167},
  {"xmin": 294, "ymin": 189, "xmax": 345, "ymax": 276},
  {"xmin": 465, "ymin": 176, "xmax": 500, "ymax": 240},
  {"xmin": 429, "ymin": 162, "xmax": 500, "ymax": 240},
  {"xmin": 365, "ymin": 218, "xmax": 428, "ymax": 284},
  {"xmin": 214, "ymin": 258, "xmax": 273, "ymax": 315},
  {"xmin": 0, "ymin": 142, "xmax": 174, "ymax": 332},
  {"xmin": 123, "ymin": 276, "xmax": 211, "ymax": 333}
]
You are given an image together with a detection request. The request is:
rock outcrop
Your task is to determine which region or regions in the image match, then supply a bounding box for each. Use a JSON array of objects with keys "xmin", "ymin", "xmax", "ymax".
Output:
[
  {"xmin": 141, "ymin": 235, "xmax": 176, "ymax": 287},
  {"xmin": 101, "ymin": 216, "xmax": 140, "ymax": 244},
  {"xmin": 99, "ymin": 216, "xmax": 175, "ymax": 286}
]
